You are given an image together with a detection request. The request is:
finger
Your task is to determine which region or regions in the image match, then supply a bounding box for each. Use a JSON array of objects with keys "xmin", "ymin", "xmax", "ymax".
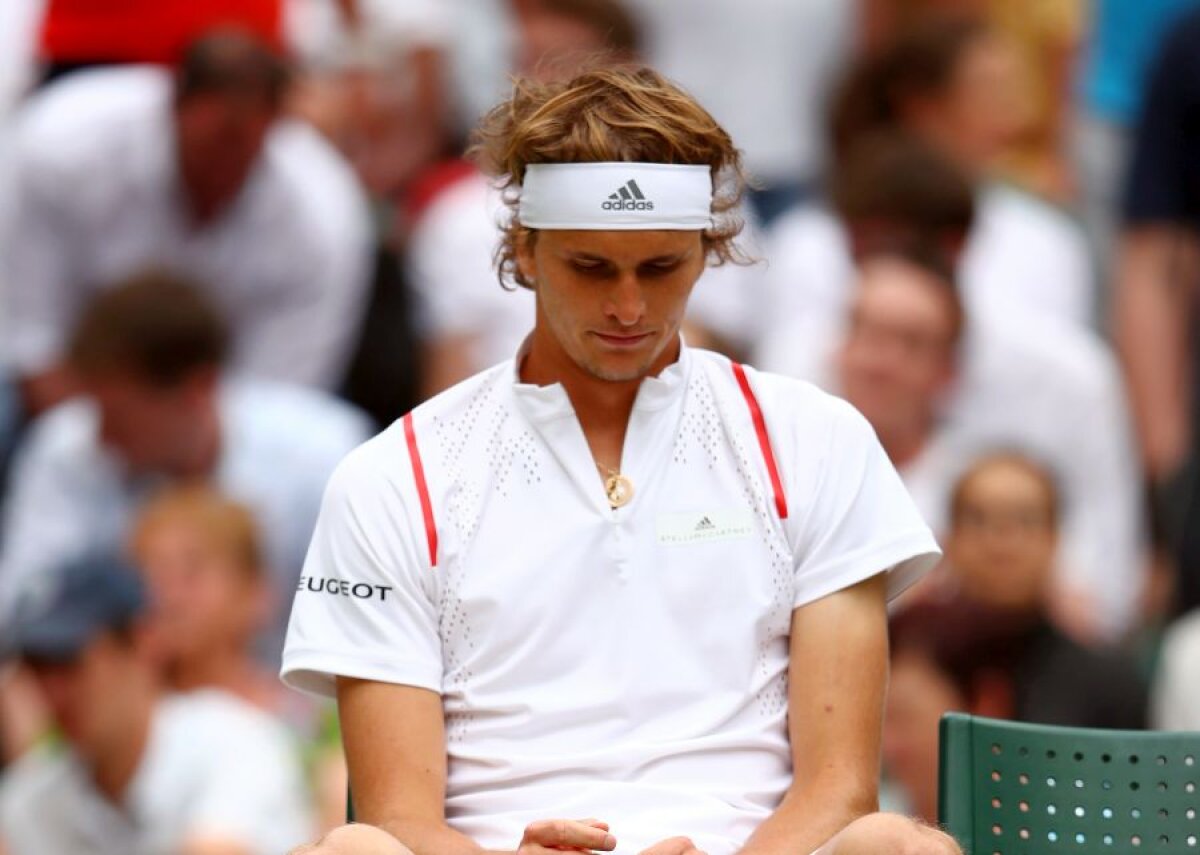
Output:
[
  {"xmin": 573, "ymin": 818, "xmax": 611, "ymax": 831},
  {"xmin": 522, "ymin": 819, "xmax": 617, "ymax": 851}
]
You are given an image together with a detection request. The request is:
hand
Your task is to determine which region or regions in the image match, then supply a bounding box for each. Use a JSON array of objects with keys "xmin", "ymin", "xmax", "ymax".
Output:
[
  {"xmin": 638, "ymin": 837, "xmax": 708, "ymax": 855},
  {"xmin": 517, "ymin": 818, "xmax": 616, "ymax": 853}
]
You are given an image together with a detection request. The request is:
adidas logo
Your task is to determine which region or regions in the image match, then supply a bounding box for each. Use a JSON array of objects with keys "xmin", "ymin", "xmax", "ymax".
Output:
[
  {"xmin": 602, "ymin": 179, "xmax": 655, "ymax": 211},
  {"xmin": 695, "ymin": 516, "xmax": 716, "ymax": 532}
]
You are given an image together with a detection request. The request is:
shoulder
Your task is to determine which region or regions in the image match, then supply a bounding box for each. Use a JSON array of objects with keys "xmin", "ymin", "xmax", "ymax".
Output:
[
  {"xmin": 222, "ymin": 378, "xmax": 373, "ymax": 455},
  {"xmin": 259, "ymin": 119, "xmax": 370, "ymax": 236},
  {"xmin": 16, "ymin": 399, "xmax": 101, "ymax": 468},
  {"xmin": 11, "ymin": 67, "xmax": 166, "ymax": 168},
  {"xmin": 329, "ymin": 363, "xmax": 512, "ymax": 495},
  {"xmin": 695, "ymin": 351, "xmax": 877, "ymax": 475},
  {"xmin": 702, "ymin": 352, "xmax": 870, "ymax": 436},
  {"xmin": 978, "ymin": 183, "xmax": 1087, "ymax": 249},
  {"xmin": 158, "ymin": 690, "xmax": 294, "ymax": 746},
  {"xmin": 0, "ymin": 741, "xmax": 77, "ymax": 818}
]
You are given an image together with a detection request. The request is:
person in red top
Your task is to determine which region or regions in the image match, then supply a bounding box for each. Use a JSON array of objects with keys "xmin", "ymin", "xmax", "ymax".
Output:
[{"xmin": 38, "ymin": 0, "xmax": 284, "ymax": 79}]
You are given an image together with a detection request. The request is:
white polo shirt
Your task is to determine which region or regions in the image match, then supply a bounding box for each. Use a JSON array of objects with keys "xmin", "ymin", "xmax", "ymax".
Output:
[
  {"xmin": 0, "ymin": 65, "xmax": 373, "ymax": 389},
  {"xmin": 282, "ymin": 346, "xmax": 939, "ymax": 855}
]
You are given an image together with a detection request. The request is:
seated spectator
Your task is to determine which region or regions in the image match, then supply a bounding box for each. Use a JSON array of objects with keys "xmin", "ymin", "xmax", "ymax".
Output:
[
  {"xmin": 0, "ymin": 273, "xmax": 371, "ymax": 661},
  {"xmin": 886, "ymin": 452, "xmax": 1148, "ymax": 817},
  {"xmin": 409, "ymin": 0, "xmax": 767, "ymax": 396},
  {"xmin": 130, "ymin": 485, "xmax": 307, "ymax": 723},
  {"xmin": 0, "ymin": 552, "xmax": 312, "ymax": 854},
  {"xmin": 812, "ymin": 15, "xmax": 1094, "ymax": 329},
  {"xmin": 0, "ymin": 29, "xmax": 373, "ymax": 416},
  {"xmin": 779, "ymin": 248, "xmax": 1143, "ymax": 640}
]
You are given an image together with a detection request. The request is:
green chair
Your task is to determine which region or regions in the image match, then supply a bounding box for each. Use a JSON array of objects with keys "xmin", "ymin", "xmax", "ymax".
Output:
[{"xmin": 938, "ymin": 713, "xmax": 1200, "ymax": 854}]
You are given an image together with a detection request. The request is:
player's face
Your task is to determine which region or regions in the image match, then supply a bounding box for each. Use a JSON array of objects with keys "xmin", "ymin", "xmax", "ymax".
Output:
[
  {"xmin": 946, "ymin": 460, "xmax": 1058, "ymax": 611},
  {"xmin": 85, "ymin": 370, "xmax": 215, "ymax": 476},
  {"xmin": 838, "ymin": 258, "xmax": 958, "ymax": 437},
  {"xmin": 134, "ymin": 518, "xmax": 263, "ymax": 662},
  {"xmin": 519, "ymin": 229, "xmax": 706, "ymax": 383}
]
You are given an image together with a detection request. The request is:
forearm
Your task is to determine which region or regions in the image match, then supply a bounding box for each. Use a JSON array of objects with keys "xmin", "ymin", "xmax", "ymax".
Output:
[
  {"xmin": 375, "ymin": 817, "xmax": 488, "ymax": 855},
  {"xmin": 737, "ymin": 781, "xmax": 876, "ymax": 855}
]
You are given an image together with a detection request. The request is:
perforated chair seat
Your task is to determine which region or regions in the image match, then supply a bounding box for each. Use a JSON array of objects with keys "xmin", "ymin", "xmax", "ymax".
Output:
[{"xmin": 938, "ymin": 713, "xmax": 1200, "ymax": 854}]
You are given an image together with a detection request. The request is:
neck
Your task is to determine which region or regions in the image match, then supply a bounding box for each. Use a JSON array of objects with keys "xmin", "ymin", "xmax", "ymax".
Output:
[
  {"xmin": 877, "ymin": 417, "xmax": 934, "ymax": 469},
  {"xmin": 90, "ymin": 684, "xmax": 157, "ymax": 804},
  {"xmin": 521, "ymin": 329, "xmax": 680, "ymax": 469},
  {"xmin": 173, "ymin": 406, "xmax": 222, "ymax": 480},
  {"xmin": 169, "ymin": 645, "xmax": 261, "ymax": 699}
]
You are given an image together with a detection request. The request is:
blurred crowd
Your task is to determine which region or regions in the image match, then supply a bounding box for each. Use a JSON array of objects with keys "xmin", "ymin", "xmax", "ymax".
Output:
[{"xmin": 1, "ymin": 0, "xmax": 1199, "ymax": 852}]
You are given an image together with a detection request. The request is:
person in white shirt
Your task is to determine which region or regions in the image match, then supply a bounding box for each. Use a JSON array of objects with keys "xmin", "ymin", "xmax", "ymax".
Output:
[
  {"xmin": 788, "ymin": 249, "xmax": 1143, "ymax": 642},
  {"xmin": 822, "ymin": 15, "xmax": 1094, "ymax": 331},
  {"xmin": 283, "ymin": 64, "xmax": 958, "ymax": 855},
  {"xmin": 0, "ymin": 272, "xmax": 372, "ymax": 661},
  {"xmin": 0, "ymin": 30, "xmax": 373, "ymax": 416},
  {"xmin": 0, "ymin": 551, "xmax": 313, "ymax": 855}
]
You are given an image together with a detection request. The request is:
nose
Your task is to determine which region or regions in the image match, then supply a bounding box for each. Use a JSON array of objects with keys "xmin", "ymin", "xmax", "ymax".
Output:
[{"xmin": 604, "ymin": 272, "xmax": 646, "ymax": 327}]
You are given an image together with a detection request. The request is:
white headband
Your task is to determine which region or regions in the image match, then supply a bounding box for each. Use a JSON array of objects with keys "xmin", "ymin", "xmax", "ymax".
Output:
[{"xmin": 518, "ymin": 162, "xmax": 713, "ymax": 230}]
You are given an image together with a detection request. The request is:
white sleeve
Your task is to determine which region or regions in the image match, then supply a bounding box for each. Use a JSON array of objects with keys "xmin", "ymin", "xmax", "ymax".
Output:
[
  {"xmin": 281, "ymin": 437, "xmax": 443, "ymax": 698},
  {"xmin": 785, "ymin": 396, "xmax": 941, "ymax": 609},
  {"xmin": 0, "ymin": 132, "xmax": 84, "ymax": 376},
  {"xmin": 0, "ymin": 408, "xmax": 103, "ymax": 618},
  {"xmin": 184, "ymin": 716, "xmax": 314, "ymax": 855}
]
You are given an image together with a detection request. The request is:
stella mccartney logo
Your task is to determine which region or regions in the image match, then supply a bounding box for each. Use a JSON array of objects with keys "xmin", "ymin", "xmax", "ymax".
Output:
[{"xmin": 602, "ymin": 179, "xmax": 655, "ymax": 211}]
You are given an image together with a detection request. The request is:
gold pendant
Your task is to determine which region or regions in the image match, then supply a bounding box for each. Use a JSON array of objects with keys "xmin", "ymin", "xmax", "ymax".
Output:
[{"xmin": 604, "ymin": 473, "xmax": 634, "ymax": 508}]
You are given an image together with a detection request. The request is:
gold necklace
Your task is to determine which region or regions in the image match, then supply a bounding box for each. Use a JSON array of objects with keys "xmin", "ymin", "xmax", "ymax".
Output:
[{"xmin": 597, "ymin": 463, "xmax": 634, "ymax": 509}]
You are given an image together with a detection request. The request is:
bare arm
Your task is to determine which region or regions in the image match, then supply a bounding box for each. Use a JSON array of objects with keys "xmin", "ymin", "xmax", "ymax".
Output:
[
  {"xmin": 738, "ymin": 573, "xmax": 889, "ymax": 855},
  {"xmin": 179, "ymin": 839, "xmax": 253, "ymax": 855},
  {"xmin": 1114, "ymin": 226, "xmax": 1200, "ymax": 479},
  {"xmin": 337, "ymin": 678, "xmax": 615, "ymax": 855}
]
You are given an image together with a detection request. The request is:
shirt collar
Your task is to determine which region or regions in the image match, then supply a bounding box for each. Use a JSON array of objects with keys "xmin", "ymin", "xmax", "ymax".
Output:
[{"xmin": 510, "ymin": 335, "xmax": 692, "ymax": 423}]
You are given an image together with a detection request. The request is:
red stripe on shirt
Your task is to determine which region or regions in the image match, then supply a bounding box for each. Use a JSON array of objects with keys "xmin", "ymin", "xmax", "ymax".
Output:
[
  {"xmin": 403, "ymin": 412, "xmax": 438, "ymax": 567},
  {"xmin": 732, "ymin": 363, "xmax": 789, "ymax": 519}
]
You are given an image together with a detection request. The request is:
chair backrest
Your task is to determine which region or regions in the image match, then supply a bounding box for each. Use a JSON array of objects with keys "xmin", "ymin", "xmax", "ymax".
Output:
[{"xmin": 938, "ymin": 712, "xmax": 1200, "ymax": 854}]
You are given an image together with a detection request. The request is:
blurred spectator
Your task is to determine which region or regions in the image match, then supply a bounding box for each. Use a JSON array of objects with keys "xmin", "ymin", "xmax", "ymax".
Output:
[
  {"xmin": 130, "ymin": 486, "xmax": 303, "ymax": 722},
  {"xmin": 0, "ymin": 273, "xmax": 370, "ymax": 661},
  {"xmin": 0, "ymin": 552, "xmax": 312, "ymax": 854},
  {"xmin": 287, "ymin": 0, "xmax": 453, "ymax": 202},
  {"xmin": 129, "ymin": 485, "xmax": 351, "ymax": 835},
  {"xmin": 759, "ymin": 135, "xmax": 1144, "ymax": 640},
  {"xmin": 0, "ymin": 30, "xmax": 373, "ymax": 417},
  {"xmin": 830, "ymin": 16, "xmax": 1095, "ymax": 329},
  {"xmin": 886, "ymin": 451, "xmax": 1148, "ymax": 817},
  {"xmin": 1074, "ymin": 0, "xmax": 1198, "ymax": 290},
  {"xmin": 771, "ymin": 249, "xmax": 1142, "ymax": 640},
  {"xmin": 1114, "ymin": 6, "xmax": 1200, "ymax": 615},
  {"xmin": 937, "ymin": 453, "xmax": 1146, "ymax": 718},
  {"xmin": 621, "ymin": 0, "xmax": 853, "ymax": 224},
  {"xmin": 861, "ymin": 0, "xmax": 1084, "ymax": 202},
  {"xmin": 409, "ymin": 0, "xmax": 768, "ymax": 396}
]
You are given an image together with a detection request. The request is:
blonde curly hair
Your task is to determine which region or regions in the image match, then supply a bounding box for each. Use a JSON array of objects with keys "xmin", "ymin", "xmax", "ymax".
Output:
[{"xmin": 470, "ymin": 63, "xmax": 750, "ymax": 290}]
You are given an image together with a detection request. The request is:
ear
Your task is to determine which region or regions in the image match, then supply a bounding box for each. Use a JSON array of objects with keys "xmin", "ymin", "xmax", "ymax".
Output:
[{"xmin": 515, "ymin": 230, "xmax": 539, "ymax": 287}]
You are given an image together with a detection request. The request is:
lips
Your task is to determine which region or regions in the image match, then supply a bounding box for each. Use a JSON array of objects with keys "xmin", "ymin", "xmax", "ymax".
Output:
[{"xmin": 592, "ymin": 331, "xmax": 654, "ymax": 347}]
